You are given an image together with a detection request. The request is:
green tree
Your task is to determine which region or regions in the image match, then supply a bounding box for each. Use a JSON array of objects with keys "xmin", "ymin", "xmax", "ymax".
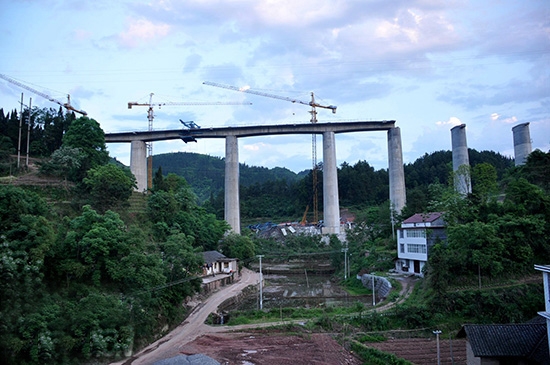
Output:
[
  {"xmin": 219, "ymin": 233, "xmax": 256, "ymax": 266},
  {"xmin": 521, "ymin": 149, "xmax": 550, "ymax": 192},
  {"xmin": 83, "ymin": 164, "xmax": 137, "ymax": 213},
  {"xmin": 471, "ymin": 162, "xmax": 498, "ymax": 203},
  {"xmin": 62, "ymin": 116, "xmax": 109, "ymax": 180},
  {"xmin": 0, "ymin": 186, "xmax": 55, "ymax": 364},
  {"xmin": 38, "ymin": 146, "xmax": 85, "ymax": 187}
]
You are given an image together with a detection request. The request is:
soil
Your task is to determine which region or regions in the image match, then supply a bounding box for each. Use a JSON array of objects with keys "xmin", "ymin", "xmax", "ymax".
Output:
[{"xmin": 181, "ymin": 331, "xmax": 361, "ymax": 365}]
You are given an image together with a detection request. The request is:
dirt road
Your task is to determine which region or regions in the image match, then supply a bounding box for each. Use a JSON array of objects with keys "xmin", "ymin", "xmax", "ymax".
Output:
[{"xmin": 112, "ymin": 268, "xmax": 260, "ymax": 365}]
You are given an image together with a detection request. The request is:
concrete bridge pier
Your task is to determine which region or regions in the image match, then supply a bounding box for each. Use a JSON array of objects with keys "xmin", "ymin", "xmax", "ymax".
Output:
[
  {"xmin": 322, "ymin": 131, "xmax": 340, "ymax": 234},
  {"xmin": 451, "ymin": 124, "xmax": 472, "ymax": 195},
  {"xmin": 388, "ymin": 127, "xmax": 406, "ymax": 217},
  {"xmin": 130, "ymin": 140, "xmax": 147, "ymax": 192},
  {"xmin": 224, "ymin": 135, "xmax": 241, "ymax": 234},
  {"xmin": 512, "ymin": 122, "xmax": 532, "ymax": 166}
]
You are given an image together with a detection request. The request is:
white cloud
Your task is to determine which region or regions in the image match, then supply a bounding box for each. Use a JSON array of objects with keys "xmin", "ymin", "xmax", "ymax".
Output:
[
  {"xmin": 436, "ymin": 116, "xmax": 462, "ymax": 126},
  {"xmin": 117, "ymin": 18, "xmax": 171, "ymax": 48}
]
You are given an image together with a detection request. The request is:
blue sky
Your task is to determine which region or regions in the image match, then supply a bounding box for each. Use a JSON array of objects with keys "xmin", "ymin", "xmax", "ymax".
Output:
[{"xmin": 1, "ymin": 0, "xmax": 548, "ymax": 173}]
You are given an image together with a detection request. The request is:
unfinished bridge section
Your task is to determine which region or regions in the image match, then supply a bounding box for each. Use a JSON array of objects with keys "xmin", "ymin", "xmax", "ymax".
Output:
[{"xmin": 105, "ymin": 120, "xmax": 405, "ymax": 235}]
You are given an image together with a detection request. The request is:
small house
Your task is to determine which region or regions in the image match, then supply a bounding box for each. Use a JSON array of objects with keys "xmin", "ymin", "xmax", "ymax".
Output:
[
  {"xmin": 395, "ymin": 212, "xmax": 447, "ymax": 276},
  {"xmin": 201, "ymin": 251, "xmax": 238, "ymax": 276}
]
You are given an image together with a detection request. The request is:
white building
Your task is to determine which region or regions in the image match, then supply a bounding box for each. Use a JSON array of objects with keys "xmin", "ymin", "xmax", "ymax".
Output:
[{"xmin": 395, "ymin": 212, "xmax": 447, "ymax": 276}]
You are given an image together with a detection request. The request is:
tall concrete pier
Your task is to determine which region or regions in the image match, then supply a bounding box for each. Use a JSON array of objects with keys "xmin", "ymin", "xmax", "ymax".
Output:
[
  {"xmin": 387, "ymin": 127, "xmax": 406, "ymax": 216},
  {"xmin": 451, "ymin": 124, "xmax": 471, "ymax": 195},
  {"xmin": 130, "ymin": 140, "xmax": 147, "ymax": 192},
  {"xmin": 224, "ymin": 135, "xmax": 240, "ymax": 233},
  {"xmin": 512, "ymin": 122, "xmax": 532, "ymax": 166},
  {"xmin": 322, "ymin": 131, "xmax": 340, "ymax": 234}
]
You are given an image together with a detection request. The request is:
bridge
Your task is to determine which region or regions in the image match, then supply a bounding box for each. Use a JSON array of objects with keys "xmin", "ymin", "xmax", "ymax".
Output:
[{"xmin": 105, "ymin": 120, "xmax": 406, "ymax": 235}]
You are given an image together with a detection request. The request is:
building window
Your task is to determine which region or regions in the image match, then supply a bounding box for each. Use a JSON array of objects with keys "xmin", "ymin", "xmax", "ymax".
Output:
[
  {"xmin": 407, "ymin": 244, "xmax": 427, "ymax": 254},
  {"xmin": 406, "ymin": 229, "xmax": 426, "ymax": 238},
  {"xmin": 400, "ymin": 244, "xmax": 405, "ymax": 253},
  {"xmin": 399, "ymin": 230, "xmax": 404, "ymax": 239}
]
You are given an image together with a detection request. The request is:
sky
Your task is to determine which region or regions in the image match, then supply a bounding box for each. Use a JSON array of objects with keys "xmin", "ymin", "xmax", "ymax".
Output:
[{"xmin": 1, "ymin": 0, "xmax": 549, "ymax": 173}]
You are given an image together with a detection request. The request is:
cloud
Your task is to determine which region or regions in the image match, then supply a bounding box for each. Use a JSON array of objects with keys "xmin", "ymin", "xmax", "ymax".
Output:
[
  {"xmin": 435, "ymin": 116, "xmax": 462, "ymax": 126},
  {"xmin": 117, "ymin": 18, "xmax": 171, "ymax": 48}
]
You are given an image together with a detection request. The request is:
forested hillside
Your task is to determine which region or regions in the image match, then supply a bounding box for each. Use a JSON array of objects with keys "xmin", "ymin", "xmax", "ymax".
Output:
[
  {"xmin": 0, "ymin": 113, "xmax": 237, "ymax": 364},
  {"xmin": 153, "ymin": 152, "xmax": 303, "ymax": 202}
]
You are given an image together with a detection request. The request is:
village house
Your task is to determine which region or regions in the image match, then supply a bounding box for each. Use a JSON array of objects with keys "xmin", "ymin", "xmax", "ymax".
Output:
[
  {"xmin": 201, "ymin": 250, "xmax": 238, "ymax": 276},
  {"xmin": 457, "ymin": 265, "xmax": 550, "ymax": 364},
  {"xmin": 200, "ymin": 250, "xmax": 240, "ymax": 294},
  {"xmin": 395, "ymin": 212, "xmax": 447, "ymax": 277}
]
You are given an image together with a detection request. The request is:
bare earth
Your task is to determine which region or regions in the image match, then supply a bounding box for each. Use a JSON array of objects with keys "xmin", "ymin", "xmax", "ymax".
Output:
[
  {"xmin": 112, "ymin": 268, "xmax": 363, "ymax": 365},
  {"xmin": 112, "ymin": 269, "xmax": 465, "ymax": 365}
]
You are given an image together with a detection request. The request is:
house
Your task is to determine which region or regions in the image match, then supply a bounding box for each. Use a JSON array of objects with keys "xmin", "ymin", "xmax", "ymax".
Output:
[
  {"xmin": 395, "ymin": 212, "xmax": 447, "ymax": 276},
  {"xmin": 457, "ymin": 264, "xmax": 550, "ymax": 364},
  {"xmin": 458, "ymin": 320, "xmax": 548, "ymax": 365},
  {"xmin": 201, "ymin": 250, "xmax": 238, "ymax": 277}
]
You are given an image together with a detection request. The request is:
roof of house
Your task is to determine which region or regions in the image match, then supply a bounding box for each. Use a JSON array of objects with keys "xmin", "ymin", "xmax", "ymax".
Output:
[
  {"xmin": 202, "ymin": 250, "xmax": 227, "ymax": 264},
  {"xmin": 457, "ymin": 322, "xmax": 549, "ymax": 362},
  {"xmin": 402, "ymin": 212, "xmax": 444, "ymax": 224}
]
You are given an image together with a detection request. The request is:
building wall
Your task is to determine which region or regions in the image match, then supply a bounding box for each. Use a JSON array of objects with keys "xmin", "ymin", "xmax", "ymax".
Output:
[
  {"xmin": 466, "ymin": 341, "xmax": 481, "ymax": 365},
  {"xmin": 396, "ymin": 224, "xmax": 447, "ymax": 277}
]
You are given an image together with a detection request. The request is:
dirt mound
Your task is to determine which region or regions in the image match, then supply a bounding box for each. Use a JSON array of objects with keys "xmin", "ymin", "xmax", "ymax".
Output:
[{"xmin": 180, "ymin": 330, "xmax": 361, "ymax": 365}]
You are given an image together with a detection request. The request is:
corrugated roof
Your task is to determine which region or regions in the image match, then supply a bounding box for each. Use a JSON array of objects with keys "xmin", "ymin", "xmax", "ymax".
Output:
[
  {"xmin": 402, "ymin": 212, "xmax": 444, "ymax": 224},
  {"xmin": 458, "ymin": 323, "xmax": 548, "ymax": 359}
]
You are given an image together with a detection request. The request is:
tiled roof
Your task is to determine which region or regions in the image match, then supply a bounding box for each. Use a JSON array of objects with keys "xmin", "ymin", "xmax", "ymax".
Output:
[
  {"xmin": 202, "ymin": 250, "xmax": 227, "ymax": 264},
  {"xmin": 458, "ymin": 323, "xmax": 548, "ymax": 361},
  {"xmin": 402, "ymin": 212, "xmax": 444, "ymax": 224}
]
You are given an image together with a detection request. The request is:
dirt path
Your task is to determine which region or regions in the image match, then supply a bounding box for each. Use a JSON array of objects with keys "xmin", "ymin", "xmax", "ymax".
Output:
[
  {"xmin": 377, "ymin": 274, "xmax": 417, "ymax": 311},
  {"xmin": 111, "ymin": 268, "xmax": 260, "ymax": 365}
]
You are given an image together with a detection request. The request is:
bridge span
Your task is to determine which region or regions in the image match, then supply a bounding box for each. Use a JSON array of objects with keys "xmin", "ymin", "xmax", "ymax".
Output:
[{"xmin": 105, "ymin": 121, "xmax": 406, "ymax": 235}]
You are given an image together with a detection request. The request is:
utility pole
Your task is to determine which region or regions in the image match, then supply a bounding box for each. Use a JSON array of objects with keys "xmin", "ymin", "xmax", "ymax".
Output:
[
  {"xmin": 257, "ymin": 255, "xmax": 264, "ymax": 310},
  {"xmin": 17, "ymin": 93, "xmax": 23, "ymax": 168},
  {"xmin": 371, "ymin": 273, "xmax": 376, "ymax": 306},
  {"xmin": 25, "ymin": 97, "xmax": 32, "ymax": 167},
  {"xmin": 433, "ymin": 330, "xmax": 442, "ymax": 365},
  {"xmin": 341, "ymin": 247, "xmax": 348, "ymax": 280}
]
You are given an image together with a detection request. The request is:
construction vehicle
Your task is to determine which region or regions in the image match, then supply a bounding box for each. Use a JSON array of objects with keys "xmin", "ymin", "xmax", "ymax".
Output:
[
  {"xmin": 128, "ymin": 93, "xmax": 251, "ymax": 189},
  {"xmin": 203, "ymin": 81, "xmax": 337, "ymax": 223},
  {"xmin": 0, "ymin": 73, "xmax": 87, "ymax": 115}
]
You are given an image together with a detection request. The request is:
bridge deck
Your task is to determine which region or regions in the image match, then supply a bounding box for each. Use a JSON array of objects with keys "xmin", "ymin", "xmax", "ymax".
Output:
[{"xmin": 105, "ymin": 120, "xmax": 396, "ymax": 143}]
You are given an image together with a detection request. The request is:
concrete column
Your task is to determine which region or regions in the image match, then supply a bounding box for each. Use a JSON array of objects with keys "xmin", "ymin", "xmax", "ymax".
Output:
[
  {"xmin": 322, "ymin": 131, "xmax": 340, "ymax": 235},
  {"xmin": 388, "ymin": 127, "xmax": 406, "ymax": 216},
  {"xmin": 451, "ymin": 124, "xmax": 472, "ymax": 195},
  {"xmin": 512, "ymin": 122, "xmax": 532, "ymax": 166},
  {"xmin": 224, "ymin": 135, "xmax": 240, "ymax": 234},
  {"xmin": 130, "ymin": 140, "xmax": 147, "ymax": 192}
]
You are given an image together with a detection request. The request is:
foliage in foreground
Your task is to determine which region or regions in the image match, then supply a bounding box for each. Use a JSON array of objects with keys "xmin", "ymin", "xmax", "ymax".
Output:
[
  {"xmin": 351, "ymin": 342, "xmax": 414, "ymax": 365},
  {"xmin": 0, "ymin": 177, "xmax": 227, "ymax": 364}
]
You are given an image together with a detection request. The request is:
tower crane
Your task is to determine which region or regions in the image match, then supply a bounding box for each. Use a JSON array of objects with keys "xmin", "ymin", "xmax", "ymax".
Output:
[
  {"xmin": 0, "ymin": 73, "xmax": 87, "ymax": 115},
  {"xmin": 203, "ymin": 81, "xmax": 337, "ymax": 224},
  {"xmin": 128, "ymin": 92, "xmax": 251, "ymax": 189}
]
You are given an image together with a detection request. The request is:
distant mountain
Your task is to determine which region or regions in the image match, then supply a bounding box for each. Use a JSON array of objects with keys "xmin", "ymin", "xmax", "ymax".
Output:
[{"xmin": 153, "ymin": 152, "xmax": 302, "ymax": 202}]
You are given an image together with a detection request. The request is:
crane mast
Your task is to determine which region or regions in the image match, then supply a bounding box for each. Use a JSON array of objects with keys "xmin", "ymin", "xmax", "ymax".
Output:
[
  {"xmin": 203, "ymin": 81, "xmax": 337, "ymax": 223},
  {"xmin": 0, "ymin": 73, "xmax": 87, "ymax": 115},
  {"xmin": 128, "ymin": 92, "xmax": 251, "ymax": 190}
]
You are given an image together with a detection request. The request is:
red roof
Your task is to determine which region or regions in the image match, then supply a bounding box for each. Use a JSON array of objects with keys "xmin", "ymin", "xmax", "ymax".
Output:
[{"xmin": 403, "ymin": 212, "xmax": 444, "ymax": 224}]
